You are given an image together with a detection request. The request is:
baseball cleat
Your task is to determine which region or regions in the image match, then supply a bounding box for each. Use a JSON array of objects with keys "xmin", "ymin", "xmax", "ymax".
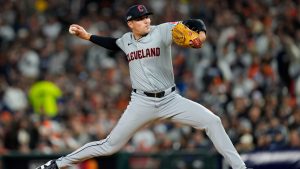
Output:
[{"xmin": 36, "ymin": 160, "xmax": 58, "ymax": 169}]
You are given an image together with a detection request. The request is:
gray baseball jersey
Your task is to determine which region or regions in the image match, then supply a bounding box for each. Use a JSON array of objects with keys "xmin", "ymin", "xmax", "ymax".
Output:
[
  {"xmin": 53, "ymin": 22, "xmax": 246, "ymax": 169},
  {"xmin": 116, "ymin": 23, "xmax": 175, "ymax": 92}
]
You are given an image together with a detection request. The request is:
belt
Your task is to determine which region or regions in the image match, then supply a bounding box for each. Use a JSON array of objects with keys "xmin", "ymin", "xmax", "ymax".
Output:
[{"xmin": 133, "ymin": 86, "xmax": 176, "ymax": 98}]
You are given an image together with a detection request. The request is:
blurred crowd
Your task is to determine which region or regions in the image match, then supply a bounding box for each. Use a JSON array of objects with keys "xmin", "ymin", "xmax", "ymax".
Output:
[{"xmin": 0, "ymin": 0, "xmax": 300, "ymax": 156}]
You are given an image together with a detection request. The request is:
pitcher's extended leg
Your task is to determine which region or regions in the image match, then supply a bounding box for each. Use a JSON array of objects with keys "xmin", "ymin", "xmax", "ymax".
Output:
[
  {"xmin": 161, "ymin": 94, "xmax": 246, "ymax": 169},
  {"xmin": 56, "ymin": 94, "xmax": 157, "ymax": 168}
]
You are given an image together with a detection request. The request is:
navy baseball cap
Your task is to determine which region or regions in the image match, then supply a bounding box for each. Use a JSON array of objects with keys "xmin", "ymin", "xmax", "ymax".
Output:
[{"xmin": 126, "ymin": 5, "xmax": 153, "ymax": 21}]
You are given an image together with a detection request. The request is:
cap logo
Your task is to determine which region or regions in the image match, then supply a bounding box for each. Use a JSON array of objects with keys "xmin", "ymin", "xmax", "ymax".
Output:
[{"xmin": 137, "ymin": 5, "xmax": 144, "ymax": 12}]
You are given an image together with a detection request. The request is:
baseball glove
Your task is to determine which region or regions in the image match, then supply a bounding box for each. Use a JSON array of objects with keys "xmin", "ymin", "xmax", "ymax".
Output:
[{"xmin": 172, "ymin": 22, "xmax": 202, "ymax": 48}]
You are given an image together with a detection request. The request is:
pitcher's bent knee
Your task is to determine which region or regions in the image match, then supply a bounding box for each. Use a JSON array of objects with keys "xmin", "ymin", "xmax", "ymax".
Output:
[
  {"xmin": 203, "ymin": 115, "xmax": 223, "ymax": 135},
  {"xmin": 207, "ymin": 115, "xmax": 222, "ymax": 127},
  {"xmin": 105, "ymin": 144, "xmax": 122, "ymax": 155},
  {"xmin": 102, "ymin": 139, "xmax": 124, "ymax": 156}
]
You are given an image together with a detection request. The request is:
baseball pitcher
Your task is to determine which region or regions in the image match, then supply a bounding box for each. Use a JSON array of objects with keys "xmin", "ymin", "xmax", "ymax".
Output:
[{"xmin": 37, "ymin": 4, "xmax": 248, "ymax": 169}]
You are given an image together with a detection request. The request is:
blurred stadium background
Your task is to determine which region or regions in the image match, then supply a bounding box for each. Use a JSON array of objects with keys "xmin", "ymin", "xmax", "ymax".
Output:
[{"xmin": 0, "ymin": 0, "xmax": 300, "ymax": 169}]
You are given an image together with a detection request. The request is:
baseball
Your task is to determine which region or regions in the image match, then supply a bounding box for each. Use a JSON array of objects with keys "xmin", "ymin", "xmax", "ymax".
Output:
[{"xmin": 69, "ymin": 26, "xmax": 76, "ymax": 34}]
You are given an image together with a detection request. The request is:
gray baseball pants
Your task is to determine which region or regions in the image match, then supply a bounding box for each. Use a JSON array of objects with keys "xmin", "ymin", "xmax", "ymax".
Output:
[{"xmin": 56, "ymin": 88, "xmax": 246, "ymax": 169}]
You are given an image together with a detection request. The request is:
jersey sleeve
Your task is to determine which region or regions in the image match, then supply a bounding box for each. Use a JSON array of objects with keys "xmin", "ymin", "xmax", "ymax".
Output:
[
  {"xmin": 116, "ymin": 33, "xmax": 130, "ymax": 52},
  {"xmin": 116, "ymin": 38, "xmax": 124, "ymax": 51},
  {"xmin": 158, "ymin": 22, "xmax": 178, "ymax": 46}
]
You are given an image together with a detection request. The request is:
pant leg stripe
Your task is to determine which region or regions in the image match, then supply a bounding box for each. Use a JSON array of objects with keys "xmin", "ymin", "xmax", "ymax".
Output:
[{"xmin": 57, "ymin": 136, "xmax": 110, "ymax": 161}]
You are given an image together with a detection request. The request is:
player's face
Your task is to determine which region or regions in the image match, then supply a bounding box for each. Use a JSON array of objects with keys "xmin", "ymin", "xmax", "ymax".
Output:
[{"xmin": 128, "ymin": 15, "xmax": 151, "ymax": 39}]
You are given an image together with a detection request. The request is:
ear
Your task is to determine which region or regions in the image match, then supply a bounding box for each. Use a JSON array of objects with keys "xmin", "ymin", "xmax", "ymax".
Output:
[{"xmin": 127, "ymin": 21, "xmax": 133, "ymax": 29}]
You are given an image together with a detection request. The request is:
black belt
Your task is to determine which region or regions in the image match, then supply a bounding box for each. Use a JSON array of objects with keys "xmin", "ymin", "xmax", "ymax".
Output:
[{"xmin": 133, "ymin": 86, "xmax": 176, "ymax": 98}]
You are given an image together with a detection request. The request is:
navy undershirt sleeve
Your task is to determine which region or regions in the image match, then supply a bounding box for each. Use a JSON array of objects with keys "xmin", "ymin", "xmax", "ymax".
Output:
[{"xmin": 89, "ymin": 35, "xmax": 121, "ymax": 51}]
